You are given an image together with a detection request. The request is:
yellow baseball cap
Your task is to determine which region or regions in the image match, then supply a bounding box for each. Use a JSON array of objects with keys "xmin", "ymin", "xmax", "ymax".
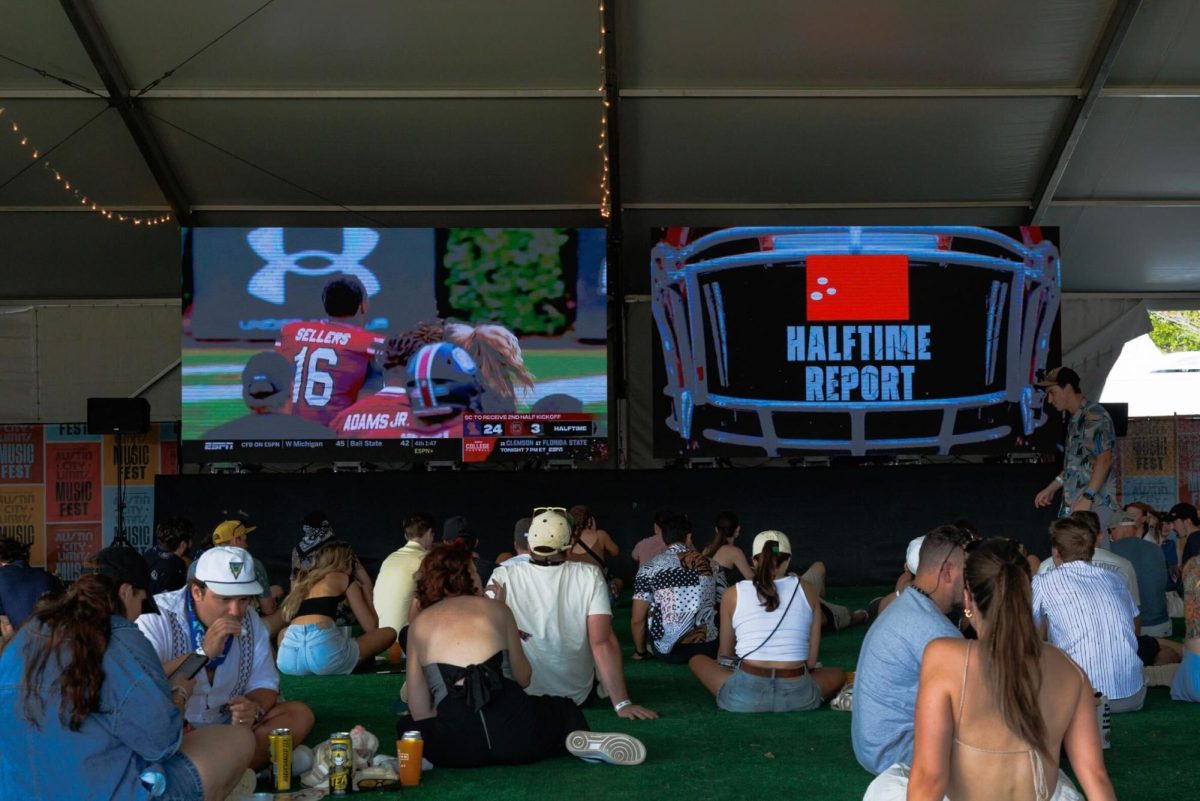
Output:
[{"xmin": 212, "ymin": 520, "xmax": 256, "ymax": 545}]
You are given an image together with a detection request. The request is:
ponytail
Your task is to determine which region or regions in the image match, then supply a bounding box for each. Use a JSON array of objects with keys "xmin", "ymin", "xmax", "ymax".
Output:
[
  {"xmin": 23, "ymin": 573, "xmax": 122, "ymax": 731},
  {"xmin": 752, "ymin": 544, "xmax": 781, "ymax": 612},
  {"xmin": 704, "ymin": 511, "xmax": 739, "ymax": 558},
  {"xmin": 967, "ymin": 540, "xmax": 1048, "ymax": 758}
]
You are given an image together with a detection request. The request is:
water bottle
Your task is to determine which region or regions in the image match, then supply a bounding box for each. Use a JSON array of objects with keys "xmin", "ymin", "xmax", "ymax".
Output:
[{"xmin": 139, "ymin": 764, "xmax": 166, "ymax": 797}]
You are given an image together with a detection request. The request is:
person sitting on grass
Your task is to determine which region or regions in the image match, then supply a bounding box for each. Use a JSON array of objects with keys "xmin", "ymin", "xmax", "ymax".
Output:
[
  {"xmin": 852, "ymin": 524, "xmax": 972, "ymax": 775},
  {"xmin": 866, "ymin": 538, "xmax": 1115, "ymax": 801},
  {"xmin": 398, "ymin": 542, "xmax": 646, "ymax": 767},
  {"xmin": 689, "ymin": 530, "xmax": 845, "ymax": 712},
  {"xmin": 277, "ymin": 541, "xmax": 396, "ymax": 675},
  {"xmin": 0, "ymin": 547, "xmax": 256, "ymax": 801},
  {"xmin": 1033, "ymin": 517, "xmax": 1145, "ymax": 713},
  {"xmin": 567, "ymin": 505, "xmax": 624, "ymax": 598},
  {"xmin": 1171, "ymin": 556, "xmax": 1200, "ymax": 702},
  {"xmin": 703, "ymin": 510, "xmax": 753, "ymax": 585}
]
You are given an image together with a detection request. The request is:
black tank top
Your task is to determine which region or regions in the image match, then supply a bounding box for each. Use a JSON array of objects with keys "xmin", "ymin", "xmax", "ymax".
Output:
[{"xmin": 295, "ymin": 594, "xmax": 344, "ymax": 619}]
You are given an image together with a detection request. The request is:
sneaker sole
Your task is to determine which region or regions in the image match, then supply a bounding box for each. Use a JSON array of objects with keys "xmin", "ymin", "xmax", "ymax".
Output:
[{"xmin": 565, "ymin": 731, "xmax": 646, "ymax": 766}]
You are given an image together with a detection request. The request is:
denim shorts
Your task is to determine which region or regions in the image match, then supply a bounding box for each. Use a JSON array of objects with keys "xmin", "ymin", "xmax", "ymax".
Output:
[
  {"xmin": 277, "ymin": 623, "xmax": 360, "ymax": 676},
  {"xmin": 716, "ymin": 666, "xmax": 822, "ymax": 713},
  {"xmin": 161, "ymin": 751, "xmax": 204, "ymax": 801}
]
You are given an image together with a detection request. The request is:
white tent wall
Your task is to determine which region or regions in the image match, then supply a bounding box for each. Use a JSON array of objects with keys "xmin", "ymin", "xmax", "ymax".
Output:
[{"xmin": 0, "ymin": 301, "xmax": 180, "ymax": 424}]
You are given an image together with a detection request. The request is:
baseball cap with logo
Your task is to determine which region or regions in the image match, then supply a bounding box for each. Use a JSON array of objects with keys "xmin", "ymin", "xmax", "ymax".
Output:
[
  {"xmin": 241, "ymin": 351, "xmax": 293, "ymax": 410},
  {"xmin": 751, "ymin": 530, "xmax": 792, "ymax": 557},
  {"xmin": 905, "ymin": 536, "xmax": 926, "ymax": 575},
  {"xmin": 194, "ymin": 546, "xmax": 264, "ymax": 596},
  {"xmin": 1035, "ymin": 366, "xmax": 1081, "ymax": 389},
  {"xmin": 87, "ymin": 546, "xmax": 159, "ymax": 614},
  {"xmin": 1109, "ymin": 510, "xmax": 1138, "ymax": 530},
  {"xmin": 527, "ymin": 507, "xmax": 572, "ymax": 555},
  {"xmin": 212, "ymin": 520, "xmax": 256, "ymax": 546}
]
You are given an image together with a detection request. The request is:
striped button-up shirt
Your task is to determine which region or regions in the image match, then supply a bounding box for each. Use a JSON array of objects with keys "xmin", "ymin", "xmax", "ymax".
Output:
[{"xmin": 1032, "ymin": 560, "xmax": 1143, "ymax": 700}]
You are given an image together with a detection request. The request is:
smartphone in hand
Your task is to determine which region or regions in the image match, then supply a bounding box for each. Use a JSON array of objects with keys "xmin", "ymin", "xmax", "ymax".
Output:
[{"xmin": 169, "ymin": 652, "xmax": 209, "ymax": 680}]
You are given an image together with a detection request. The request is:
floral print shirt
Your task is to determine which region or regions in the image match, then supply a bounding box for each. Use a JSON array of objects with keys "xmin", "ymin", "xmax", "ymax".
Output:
[{"xmin": 1061, "ymin": 398, "xmax": 1117, "ymax": 516}]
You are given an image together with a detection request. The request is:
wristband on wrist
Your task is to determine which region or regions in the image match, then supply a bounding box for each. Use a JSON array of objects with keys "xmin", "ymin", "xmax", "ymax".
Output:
[
  {"xmin": 1053, "ymin": 475, "xmax": 1064, "ymax": 485},
  {"xmin": 170, "ymin": 685, "xmax": 190, "ymax": 702},
  {"xmin": 613, "ymin": 699, "xmax": 632, "ymax": 713}
]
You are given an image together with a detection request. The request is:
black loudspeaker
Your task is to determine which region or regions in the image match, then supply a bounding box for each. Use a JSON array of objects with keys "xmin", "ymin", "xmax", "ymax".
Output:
[
  {"xmin": 1102, "ymin": 402, "xmax": 1129, "ymax": 437},
  {"xmin": 87, "ymin": 397, "xmax": 150, "ymax": 435}
]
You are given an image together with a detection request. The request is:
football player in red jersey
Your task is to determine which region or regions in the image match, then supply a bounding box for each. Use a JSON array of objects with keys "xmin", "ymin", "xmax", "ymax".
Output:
[
  {"xmin": 329, "ymin": 321, "xmax": 445, "ymax": 438},
  {"xmin": 394, "ymin": 342, "xmax": 484, "ymax": 438},
  {"xmin": 274, "ymin": 276, "xmax": 385, "ymax": 426}
]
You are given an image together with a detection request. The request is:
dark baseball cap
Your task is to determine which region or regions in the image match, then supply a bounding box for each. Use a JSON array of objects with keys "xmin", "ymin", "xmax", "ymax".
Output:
[
  {"xmin": 241, "ymin": 351, "xmax": 293, "ymax": 404},
  {"xmin": 1035, "ymin": 366, "xmax": 1080, "ymax": 389},
  {"xmin": 87, "ymin": 546, "xmax": 159, "ymax": 614},
  {"xmin": 443, "ymin": 515, "xmax": 470, "ymax": 542},
  {"xmin": 1162, "ymin": 502, "xmax": 1199, "ymax": 524}
]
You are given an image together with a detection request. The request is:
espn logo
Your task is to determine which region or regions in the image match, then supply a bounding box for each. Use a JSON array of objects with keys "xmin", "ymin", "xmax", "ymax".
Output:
[{"xmin": 204, "ymin": 442, "xmax": 235, "ymax": 451}]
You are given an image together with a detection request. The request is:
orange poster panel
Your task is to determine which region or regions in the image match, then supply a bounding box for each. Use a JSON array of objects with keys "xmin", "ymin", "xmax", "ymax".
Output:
[
  {"xmin": 103, "ymin": 431, "xmax": 159, "ymax": 487},
  {"xmin": 45, "ymin": 441, "xmax": 103, "ymax": 523},
  {"xmin": 0, "ymin": 486, "xmax": 46, "ymax": 566},
  {"xmin": 0, "ymin": 425, "xmax": 44, "ymax": 484}
]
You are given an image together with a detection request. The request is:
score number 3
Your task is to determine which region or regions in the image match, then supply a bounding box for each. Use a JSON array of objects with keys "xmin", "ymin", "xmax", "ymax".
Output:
[{"xmin": 292, "ymin": 346, "xmax": 337, "ymax": 407}]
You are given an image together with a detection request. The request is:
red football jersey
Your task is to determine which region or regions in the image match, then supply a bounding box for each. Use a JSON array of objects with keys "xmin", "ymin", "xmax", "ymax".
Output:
[
  {"xmin": 275, "ymin": 320, "xmax": 384, "ymax": 426},
  {"xmin": 329, "ymin": 387, "xmax": 414, "ymax": 439},
  {"xmin": 393, "ymin": 414, "xmax": 465, "ymax": 439}
]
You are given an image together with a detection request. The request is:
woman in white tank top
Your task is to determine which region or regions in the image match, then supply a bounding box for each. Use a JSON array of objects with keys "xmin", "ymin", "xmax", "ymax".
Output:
[{"xmin": 688, "ymin": 530, "xmax": 846, "ymax": 713}]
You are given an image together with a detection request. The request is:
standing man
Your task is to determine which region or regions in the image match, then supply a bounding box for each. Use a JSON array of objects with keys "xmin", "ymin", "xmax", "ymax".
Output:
[
  {"xmin": 1033, "ymin": 366, "xmax": 1118, "ymax": 540},
  {"xmin": 1164, "ymin": 502, "xmax": 1200, "ymax": 566}
]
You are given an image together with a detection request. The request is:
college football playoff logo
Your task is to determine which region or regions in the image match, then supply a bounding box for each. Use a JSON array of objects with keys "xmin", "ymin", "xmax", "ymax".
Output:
[{"xmin": 246, "ymin": 227, "xmax": 382, "ymax": 305}]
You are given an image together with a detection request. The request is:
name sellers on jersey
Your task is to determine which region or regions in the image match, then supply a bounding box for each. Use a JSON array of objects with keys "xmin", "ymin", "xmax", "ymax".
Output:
[
  {"xmin": 786, "ymin": 324, "xmax": 932, "ymax": 402},
  {"xmin": 293, "ymin": 327, "xmax": 353, "ymax": 346}
]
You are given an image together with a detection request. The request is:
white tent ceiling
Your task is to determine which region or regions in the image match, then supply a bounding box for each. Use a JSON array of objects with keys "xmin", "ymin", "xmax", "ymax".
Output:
[{"xmin": 1, "ymin": 0, "xmax": 1199, "ymax": 298}]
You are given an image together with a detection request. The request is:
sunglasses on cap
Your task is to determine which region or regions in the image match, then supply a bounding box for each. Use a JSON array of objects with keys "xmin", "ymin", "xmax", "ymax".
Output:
[{"xmin": 533, "ymin": 506, "xmax": 567, "ymax": 514}]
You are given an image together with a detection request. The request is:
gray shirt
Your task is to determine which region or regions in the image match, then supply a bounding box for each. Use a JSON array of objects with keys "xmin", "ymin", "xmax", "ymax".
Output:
[{"xmin": 1110, "ymin": 536, "xmax": 1170, "ymax": 628}]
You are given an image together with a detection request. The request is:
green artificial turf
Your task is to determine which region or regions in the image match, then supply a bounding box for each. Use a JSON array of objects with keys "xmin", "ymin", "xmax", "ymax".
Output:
[{"xmin": 280, "ymin": 586, "xmax": 1198, "ymax": 800}]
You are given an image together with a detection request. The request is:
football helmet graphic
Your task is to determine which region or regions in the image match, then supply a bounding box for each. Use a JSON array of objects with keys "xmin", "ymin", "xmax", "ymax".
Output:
[
  {"xmin": 405, "ymin": 343, "xmax": 483, "ymax": 417},
  {"xmin": 652, "ymin": 226, "xmax": 1061, "ymax": 457}
]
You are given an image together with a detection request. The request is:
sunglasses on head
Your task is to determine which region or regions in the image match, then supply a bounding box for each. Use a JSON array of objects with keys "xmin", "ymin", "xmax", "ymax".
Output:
[{"xmin": 533, "ymin": 506, "xmax": 567, "ymax": 514}]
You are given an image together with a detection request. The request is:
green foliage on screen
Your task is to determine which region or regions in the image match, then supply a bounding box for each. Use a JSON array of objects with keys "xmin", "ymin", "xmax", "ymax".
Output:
[
  {"xmin": 1149, "ymin": 311, "xmax": 1200, "ymax": 353},
  {"xmin": 443, "ymin": 228, "xmax": 569, "ymax": 335}
]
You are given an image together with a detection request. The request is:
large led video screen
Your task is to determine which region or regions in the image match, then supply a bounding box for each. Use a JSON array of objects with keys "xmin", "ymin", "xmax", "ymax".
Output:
[
  {"xmin": 651, "ymin": 226, "xmax": 1063, "ymax": 458},
  {"xmin": 182, "ymin": 227, "xmax": 608, "ymax": 464}
]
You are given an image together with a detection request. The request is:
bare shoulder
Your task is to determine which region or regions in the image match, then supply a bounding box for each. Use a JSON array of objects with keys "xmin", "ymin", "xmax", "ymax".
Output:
[
  {"xmin": 921, "ymin": 637, "xmax": 968, "ymax": 672},
  {"xmin": 1041, "ymin": 643, "xmax": 1084, "ymax": 687}
]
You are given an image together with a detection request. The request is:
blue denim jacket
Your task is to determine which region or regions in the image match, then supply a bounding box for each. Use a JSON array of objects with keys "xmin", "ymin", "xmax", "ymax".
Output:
[{"xmin": 0, "ymin": 615, "xmax": 183, "ymax": 800}]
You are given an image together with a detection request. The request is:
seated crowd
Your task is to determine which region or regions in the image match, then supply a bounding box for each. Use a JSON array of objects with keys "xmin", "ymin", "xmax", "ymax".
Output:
[{"xmin": 0, "ymin": 496, "xmax": 1196, "ymax": 800}]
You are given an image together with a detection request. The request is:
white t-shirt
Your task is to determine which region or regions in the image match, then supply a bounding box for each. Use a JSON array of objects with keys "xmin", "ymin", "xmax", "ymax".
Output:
[
  {"xmin": 1038, "ymin": 546, "xmax": 1140, "ymax": 606},
  {"xmin": 374, "ymin": 540, "xmax": 428, "ymax": 633},
  {"xmin": 136, "ymin": 587, "xmax": 278, "ymax": 726},
  {"xmin": 487, "ymin": 559, "xmax": 610, "ymax": 704}
]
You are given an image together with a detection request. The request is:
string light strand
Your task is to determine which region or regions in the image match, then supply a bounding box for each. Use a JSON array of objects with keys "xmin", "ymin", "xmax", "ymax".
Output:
[
  {"xmin": 597, "ymin": 1, "xmax": 611, "ymax": 218},
  {"xmin": 0, "ymin": 106, "xmax": 173, "ymax": 226}
]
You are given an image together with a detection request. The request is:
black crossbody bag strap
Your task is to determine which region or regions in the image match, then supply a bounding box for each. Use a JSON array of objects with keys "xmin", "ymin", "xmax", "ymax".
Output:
[{"xmin": 735, "ymin": 577, "xmax": 801, "ymax": 664}]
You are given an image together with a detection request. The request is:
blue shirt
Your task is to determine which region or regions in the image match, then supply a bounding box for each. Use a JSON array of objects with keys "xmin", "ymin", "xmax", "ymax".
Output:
[
  {"xmin": 1110, "ymin": 536, "xmax": 1170, "ymax": 627},
  {"xmin": 0, "ymin": 560, "xmax": 63, "ymax": 630},
  {"xmin": 851, "ymin": 588, "xmax": 961, "ymax": 775},
  {"xmin": 0, "ymin": 615, "xmax": 184, "ymax": 800}
]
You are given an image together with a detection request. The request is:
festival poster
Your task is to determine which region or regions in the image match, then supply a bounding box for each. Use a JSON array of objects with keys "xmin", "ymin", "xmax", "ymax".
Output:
[
  {"xmin": 44, "ymin": 423, "xmax": 98, "ymax": 442},
  {"xmin": 1120, "ymin": 476, "xmax": 1177, "ymax": 513},
  {"xmin": 102, "ymin": 485, "xmax": 155, "ymax": 551},
  {"xmin": 160, "ymin": 423, "xmax": 179, "ymax": 476},
  {"xmin": 46, "ymin": 522, "xmax": 103, "ymax": 581},
  {"xmin": 1120, "ymin": 418, "xmax": 1176, "ymax": 476},
  {"xmin": 1177, "ymin": 417, "xmax": 1200, "ymax": 504},
  {"xmin": 0, "ymin": 486, "xmax": 46, "ymax": 566},
  {"xmin": 0, "ymin": 424, "xmax": 44, "ymax": 484},
  {"xmin": 103, "ymin": 430, "xmax": 159, "ymax": 487},
  {"xmin": 45, "ymin": 441, "xmax": 103, "ymax": 523}
]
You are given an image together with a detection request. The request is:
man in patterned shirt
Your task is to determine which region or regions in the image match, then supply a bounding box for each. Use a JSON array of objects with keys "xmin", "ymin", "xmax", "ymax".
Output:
[
  {"xmin": 1170, "ymin": 557, "xmax": 1200, "ymax": 701},
  {"xmin": 631, "ymin": 513, "xmax": 727, "ymax": 664},
  {"xmin": 1033, "ymin": 366, "xmax": 1118, "ymax": 540}
]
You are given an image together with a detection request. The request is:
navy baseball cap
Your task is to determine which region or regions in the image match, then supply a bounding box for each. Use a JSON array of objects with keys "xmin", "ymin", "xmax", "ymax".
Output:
[{"xmin": 87, "ymin": 546, "xmax": 159, "ymax": 614}]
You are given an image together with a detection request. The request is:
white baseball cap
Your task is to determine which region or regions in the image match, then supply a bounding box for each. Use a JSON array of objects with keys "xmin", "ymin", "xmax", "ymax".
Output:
[
  {"xmin": 905, "ymin": 536, "xmax": 926, "ymax": 575},
  {"xmin": 194, "ymin": 546, "xmax": 264, "ymax": 596},
  {"xmin": 751, "ymin": 530, "xmax": 792, "ymax": 557},
  {"xmin": 527, "ymin": 508, "xmax": 572, "ymax": 555}
]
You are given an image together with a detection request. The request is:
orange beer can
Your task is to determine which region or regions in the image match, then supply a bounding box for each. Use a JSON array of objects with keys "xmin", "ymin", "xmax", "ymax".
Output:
[{"xmin": 397, "ymin": 730, "xmax": 424, "ymax": 786}]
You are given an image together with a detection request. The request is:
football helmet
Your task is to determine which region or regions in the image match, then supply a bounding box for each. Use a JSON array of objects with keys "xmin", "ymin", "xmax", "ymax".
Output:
[{"xmin": 405, "ymin": 342, "xmax": 482, "ymax": 416}]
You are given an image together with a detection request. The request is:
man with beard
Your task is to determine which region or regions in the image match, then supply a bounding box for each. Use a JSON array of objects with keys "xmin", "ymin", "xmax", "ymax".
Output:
[
  {"xmin": 630, "ymin": 513, "xmax": 726, "ymax": 664},
  {"xmin": 852, "ymin": 524, "xmax": 970, "ymax": 775}
]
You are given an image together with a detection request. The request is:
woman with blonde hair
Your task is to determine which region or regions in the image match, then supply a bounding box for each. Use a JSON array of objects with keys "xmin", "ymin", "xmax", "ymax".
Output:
[
  {"xmin": 444, "ymin": 322, "xmax": 535, "ymax": 412},
  {"xmin": 277, "ymin": 541, "xmax": 395, "ymax": 676},
  {"xmin": 866, "ymin": 538, "xmax": 1115, "ymax": 800}
]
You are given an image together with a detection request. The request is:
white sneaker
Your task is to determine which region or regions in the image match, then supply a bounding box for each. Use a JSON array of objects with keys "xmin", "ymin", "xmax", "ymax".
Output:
[
  {"xmin": 222, "ymin": 768, "xmax": 256, "ymax": 801},
  {"xmin": 565, "ymin": 731, "xmax": 646, "ymax": 766},
  {"xmin": 830, "ymin": 684, "xmax": 854, "ymax": 712}
]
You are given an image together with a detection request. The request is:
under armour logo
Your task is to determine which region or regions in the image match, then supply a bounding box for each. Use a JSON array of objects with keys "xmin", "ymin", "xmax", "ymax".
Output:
[{"xmin": 246, "ymin": 227, "xmax": 382, "ymax": 305}]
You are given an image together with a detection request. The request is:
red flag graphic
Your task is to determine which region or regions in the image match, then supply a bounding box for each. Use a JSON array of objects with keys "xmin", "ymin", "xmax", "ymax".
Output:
[{"xmin": 806, "ymin": 255, "xmax": 909, "ymax": 321}]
